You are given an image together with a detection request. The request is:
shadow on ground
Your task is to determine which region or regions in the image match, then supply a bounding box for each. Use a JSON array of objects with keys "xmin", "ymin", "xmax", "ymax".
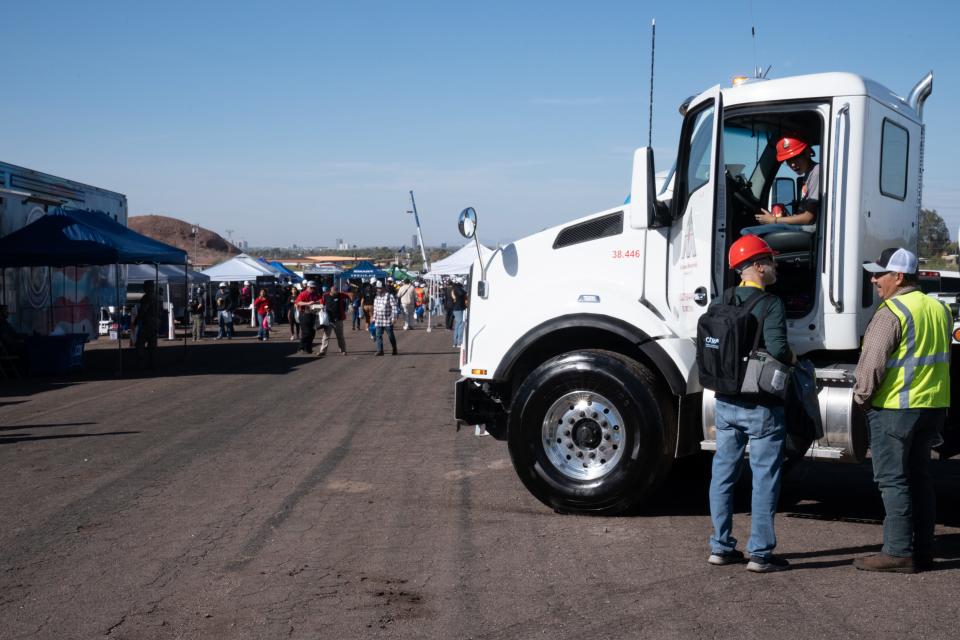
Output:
[
  {"xmin": 0, "ymin": 327, "xmax": 324, "ymax": 397},
  {"xmin": 0, "ymin": 430, "xmax": 138, "ymax": 445},
  {"xmin": 641, "ymin": 453, "xmax": 960, "ymax": 543}
]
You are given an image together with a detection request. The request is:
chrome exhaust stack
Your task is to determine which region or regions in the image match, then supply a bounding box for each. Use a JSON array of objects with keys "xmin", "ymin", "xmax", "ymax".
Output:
[{"xmin": 908, "ymin": 71, "xmax": 933, "ymax": 120}]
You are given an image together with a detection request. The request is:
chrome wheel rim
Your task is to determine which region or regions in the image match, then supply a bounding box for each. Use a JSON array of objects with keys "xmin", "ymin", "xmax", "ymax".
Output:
[{"xmin": 541, "ymin": 391, "xmax": 627, "ymax": 481}]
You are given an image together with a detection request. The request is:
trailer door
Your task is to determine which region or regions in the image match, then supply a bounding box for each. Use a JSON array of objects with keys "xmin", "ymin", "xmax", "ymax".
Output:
[{"xmin": 668, "ymin": 85, "xmax": 724, "ymax": 338}]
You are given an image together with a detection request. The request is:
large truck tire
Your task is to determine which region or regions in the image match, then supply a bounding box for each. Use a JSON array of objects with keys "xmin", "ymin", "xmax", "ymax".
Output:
[{"xmin": 507, "ymin": 350, "xmax": 671, "ymax": 515}]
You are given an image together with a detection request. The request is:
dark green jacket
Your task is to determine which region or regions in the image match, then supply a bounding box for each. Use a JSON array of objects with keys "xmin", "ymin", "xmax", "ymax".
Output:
[{"xmin": 709, "ymin": 285, "xmax": 792, "ymax": 364}]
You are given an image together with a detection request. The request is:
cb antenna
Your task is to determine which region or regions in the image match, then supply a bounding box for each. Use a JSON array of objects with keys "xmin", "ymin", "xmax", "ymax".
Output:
[
  {"xmin": 749, "ymin": 1, "xmax": 758, "ymax": 77},
  {"xmin": 648, "ymin": 18, "xmax": 656, "ymax": 147}
]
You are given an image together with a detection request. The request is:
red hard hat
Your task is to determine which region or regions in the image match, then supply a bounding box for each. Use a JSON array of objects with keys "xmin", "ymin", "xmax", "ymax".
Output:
[
  {"xmin": 775, "ymin": 136, "xmax": 808, "ymax": 162},
  {"xmin": 728, "ymin": 234, "xmax": 778, "ymax": 269}
]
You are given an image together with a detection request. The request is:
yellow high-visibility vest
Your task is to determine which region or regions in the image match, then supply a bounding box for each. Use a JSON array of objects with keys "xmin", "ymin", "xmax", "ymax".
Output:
[{"xmin": 872, "ymin": 290, "xmax": 952, "ymax": 409}]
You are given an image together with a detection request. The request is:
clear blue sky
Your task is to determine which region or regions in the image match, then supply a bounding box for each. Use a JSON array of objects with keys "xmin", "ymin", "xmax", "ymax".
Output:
[{"xmin": 2, "ymin": 1, "xmax": 957, "ymax": 248}]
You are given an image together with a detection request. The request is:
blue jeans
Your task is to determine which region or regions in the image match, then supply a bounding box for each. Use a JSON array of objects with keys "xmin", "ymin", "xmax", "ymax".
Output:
[
  {"xmin": 709, "ymin": 396, "xmax": 785, "ymax": 558},
  {"xmin": 740, "ymin": 223, "xmax": 796, "ymax": 236},
  {"xmin": 217, "ymin": 310, "xmax": 234, "ymax": 338},
  {"xmin": 453, "ymin": 310, "xmax": 465, "ymax": 346},
  {"xmin": 867, "ymin": 407, "xmax": 945, "ymax": 557},
  {"xmin": 257, "ymin": 312, "xmax": 270, "ymax": 339},
  {"xmin": 375, "ymin": 324, "xmax": 396, "ymax": 354}
]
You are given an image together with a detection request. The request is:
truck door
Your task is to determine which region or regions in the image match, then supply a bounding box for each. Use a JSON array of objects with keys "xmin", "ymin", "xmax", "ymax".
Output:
[{"xmin": 668, "ymin": 86, "xmax": 723, "ymax": 338}]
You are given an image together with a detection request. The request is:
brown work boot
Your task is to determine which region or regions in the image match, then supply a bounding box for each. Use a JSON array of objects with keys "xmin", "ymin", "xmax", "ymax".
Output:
[{"xmin": 853, "ymin": 553, "xmax": 916, "ymax": 574}]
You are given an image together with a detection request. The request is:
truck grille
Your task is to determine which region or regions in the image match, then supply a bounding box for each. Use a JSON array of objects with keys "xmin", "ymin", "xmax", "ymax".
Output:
[{"xmin": 553, "ymin": 212, "xmax": 623, "ymax": 249}]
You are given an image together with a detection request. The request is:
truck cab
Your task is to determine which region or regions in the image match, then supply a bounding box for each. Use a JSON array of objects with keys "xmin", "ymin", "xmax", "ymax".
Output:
[{"xmin": 455, "ymin": 71, "xmax": 952, "ymax": 515}]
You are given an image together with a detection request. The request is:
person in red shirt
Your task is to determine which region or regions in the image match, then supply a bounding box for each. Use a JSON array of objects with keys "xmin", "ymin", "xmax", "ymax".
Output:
[
  {"xmin": 295, "ymin": 281, "xmax": 322, "ymax": 354},
  {"xmin": 254, "ymin": 289, "xmax": 272, "ymax": 341}
]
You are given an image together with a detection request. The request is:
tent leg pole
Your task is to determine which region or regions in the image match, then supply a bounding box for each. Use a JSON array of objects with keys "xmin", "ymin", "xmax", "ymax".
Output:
[
  {"xmin": 116, "ymin": 263, "xmax": 122, "ymax": 377},
  {"xmin": 183, "ymin": 261, "xmax": 188, "ymax": 359},
  {"xmin": 49, "ymin": 266, "xmax": 54, "ymax": 334}
]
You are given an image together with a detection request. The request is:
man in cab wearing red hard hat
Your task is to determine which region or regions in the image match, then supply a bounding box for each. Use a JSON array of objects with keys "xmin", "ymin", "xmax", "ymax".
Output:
[
  {"xmin": 742, "ymin": 135, "xmax": 819, "ymax": 235},
  {"xmin": 704, "ymin": 234, "xmax": 795, "ymax": 573}
]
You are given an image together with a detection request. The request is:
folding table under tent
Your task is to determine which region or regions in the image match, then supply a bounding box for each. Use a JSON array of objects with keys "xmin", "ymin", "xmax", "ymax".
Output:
[{"xmin": 0, "ymin": 207, "xmax": 189, "ymax": 375}]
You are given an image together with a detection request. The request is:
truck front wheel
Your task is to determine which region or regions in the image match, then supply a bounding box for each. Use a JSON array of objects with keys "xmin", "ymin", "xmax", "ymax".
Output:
[{"xmin": 507, "ymin": 351, "xmax": 670, "ymax": 515}]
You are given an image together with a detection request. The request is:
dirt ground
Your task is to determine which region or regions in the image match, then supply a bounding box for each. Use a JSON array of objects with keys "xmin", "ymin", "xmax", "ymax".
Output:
[{"xmin": 2, "ymin": 320, "xmax": 959, "ymax": 639}]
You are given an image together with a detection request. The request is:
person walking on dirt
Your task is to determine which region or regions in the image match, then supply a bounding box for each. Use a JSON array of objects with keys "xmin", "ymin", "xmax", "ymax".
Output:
[
  {"xmin": 254, "ymin": 289, "xmax": 272, "ymax": 341},
  {"xmin": 707, "ymin": 235, "xmax": 793, "ymax": 573},
  {"xmin": 451, "ymin": 277, "xmax": 468, "ymax": 348},
  {"xmin": 134, "ymin": 280, "xmax": 159, "ymax": 366},
  {"xmin": 852, "ymin": 248, "xmax": 951, "ymax": 573},
  {"xmin": 372, "ymin": 281, "xmax": 399, "ymax": 356},
  {"xmin": 287, "ymin": 285, "xmax": 301, "ymax": 341},
  {"xmin": 319, "ymin": 284, "xmax": 349, "ymax": 356},
  {"xmin": 397, "ymin": 278, "xmax": 416, "ymax": 330},
  {"xmin": 361, "ymin": 280, "xmax": 376, "ymax": 329},
  {"xmin": 189, "ymin": 288, "xmax": 205, "ymax": 341},
  {"xmin": 295, "ymin": 281, "xmax": 322, "ymax": 354},
  {"xmin": 215, "ymin": 282, "xmax": 235, "ymax": 340}
]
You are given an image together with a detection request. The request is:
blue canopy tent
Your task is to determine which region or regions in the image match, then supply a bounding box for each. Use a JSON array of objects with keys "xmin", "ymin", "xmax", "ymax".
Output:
[
  {"xmin": 0, "ymin": 208, "xmax": 188, "ymax": 374},
  {"xmin": 336, "ymin": 260, "xmax": 388, "ymax": 292},
  {"xmin": 338, "ymin": 260, "xmax": 388, "ymax": 281},
  {"xmin": 0, "ymin": 207, "xmax": 186, "ymax": 267},
  {"xmin": 264, "ymin": 259, "xmax": 302, "ymax": 283}
]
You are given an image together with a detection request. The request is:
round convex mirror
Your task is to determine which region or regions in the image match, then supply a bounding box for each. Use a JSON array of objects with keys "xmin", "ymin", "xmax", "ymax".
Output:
[{"xmin": 458, "ymin": 207, "xmax": 477, "ymax": 239}]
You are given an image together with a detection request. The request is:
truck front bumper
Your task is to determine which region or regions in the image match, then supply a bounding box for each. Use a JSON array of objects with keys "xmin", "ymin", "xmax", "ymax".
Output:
[{"xmin": 454, "ymin": 377, "xmax": 508, "ymax": 440}]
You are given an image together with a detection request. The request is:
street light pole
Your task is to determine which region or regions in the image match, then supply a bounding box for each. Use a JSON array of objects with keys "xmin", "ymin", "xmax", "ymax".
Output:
[{"xmin": 191, "ymin": 224, "xmax": 199, "ymax": 265}]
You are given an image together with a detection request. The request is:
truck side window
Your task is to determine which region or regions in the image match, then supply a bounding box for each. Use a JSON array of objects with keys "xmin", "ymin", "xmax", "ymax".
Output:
[
  {"xmin": 683, "ymin": 105, "xmax": 715, "ymax": 202},
  {"xmin": 880, "ymin": 119, "xmax": 909, "ymax": 200}
]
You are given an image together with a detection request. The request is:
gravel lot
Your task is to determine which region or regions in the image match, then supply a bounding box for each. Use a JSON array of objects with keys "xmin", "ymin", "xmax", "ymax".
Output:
[{"xmin": 2, "ymin": 323, "xmax": 958, "ymax": 639}]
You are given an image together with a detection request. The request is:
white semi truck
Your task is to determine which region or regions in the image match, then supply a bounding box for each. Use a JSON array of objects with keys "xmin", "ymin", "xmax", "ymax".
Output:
[{"xmin": 454, "ymin": 71, "xmax": 958, "ymax": 515}]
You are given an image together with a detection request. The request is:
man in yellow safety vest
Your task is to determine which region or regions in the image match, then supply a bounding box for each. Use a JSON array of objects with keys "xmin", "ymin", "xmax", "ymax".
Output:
[{"xmin": 852, "ymin": 247, "xmax": 951, "ymax": 573}]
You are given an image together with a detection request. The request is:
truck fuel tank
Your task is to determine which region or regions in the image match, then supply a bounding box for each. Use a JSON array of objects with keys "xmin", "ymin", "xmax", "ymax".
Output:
[{"xmin": 700, "ymin": 365, "xmax": 867, "ymax": 462}]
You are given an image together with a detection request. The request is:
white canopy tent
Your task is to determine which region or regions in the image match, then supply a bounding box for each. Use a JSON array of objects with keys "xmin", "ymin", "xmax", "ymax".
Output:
[
  {"xmin": 427, "ymin": 242, "xmax": 494, "ymax": 277},
  {"xmin": 199, "ymin": 253, "xmax": 283, "ymax": 282},
  {"xmin": 200, "ymin": 254, "xmax": 288, "ymax": 327}
]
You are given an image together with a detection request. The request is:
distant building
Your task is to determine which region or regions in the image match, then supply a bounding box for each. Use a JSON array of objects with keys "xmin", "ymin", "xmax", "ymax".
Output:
[
  {"xmin": 441, "ymin": 242, "xmax": 447, "ymax": 250},
  {"xmin": 412, "ymin": 234, "xmax": 418, "ymax": 249}
]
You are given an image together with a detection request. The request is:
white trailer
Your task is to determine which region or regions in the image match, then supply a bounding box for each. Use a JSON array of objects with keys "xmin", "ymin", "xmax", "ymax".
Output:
[
  {"xmin": 0, "ymin": 162, "xmax": 128, "ymax": 339},
  {"xmin": 454, "ymin": 71, "xmax": 955, "ymax": 514}
]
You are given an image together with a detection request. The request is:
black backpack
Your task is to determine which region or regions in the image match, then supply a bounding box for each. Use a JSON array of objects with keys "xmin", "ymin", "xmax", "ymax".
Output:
[{"xmin": 696, "ymin": 287, "xmax": 772, "ymax": 394}]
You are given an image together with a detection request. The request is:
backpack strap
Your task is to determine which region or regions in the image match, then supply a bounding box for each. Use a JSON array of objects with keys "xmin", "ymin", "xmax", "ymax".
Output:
[{"xmin": 740, "ymin": 290, "xmax": 774, "ymax": 354}]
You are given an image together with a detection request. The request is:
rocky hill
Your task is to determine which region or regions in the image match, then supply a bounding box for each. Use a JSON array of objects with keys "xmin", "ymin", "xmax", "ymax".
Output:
[{"xmin": 128, "ymin": 215, "xmax": 240, "ymax": 267}]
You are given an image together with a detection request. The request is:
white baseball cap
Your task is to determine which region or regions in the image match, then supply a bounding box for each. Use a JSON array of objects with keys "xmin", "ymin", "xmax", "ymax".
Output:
[
  {"xmin": 863, "ymin": 247, "xmax": 918, "ymax": 274},
  {"xmin": 219, "ymin": 282, "xmax": 227, "ymax": 288}
]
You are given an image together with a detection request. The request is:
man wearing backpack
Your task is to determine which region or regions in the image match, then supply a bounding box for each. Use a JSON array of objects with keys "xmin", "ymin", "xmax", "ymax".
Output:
[{"xmin": 705, "ymin": 235, "xmax": 794, "ymax": 573}]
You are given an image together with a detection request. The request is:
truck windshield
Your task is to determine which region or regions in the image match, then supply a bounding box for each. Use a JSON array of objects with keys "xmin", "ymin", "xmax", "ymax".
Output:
[{"xmin": 723, "ymin": 124, "xmax": 773, "ymax": 198}]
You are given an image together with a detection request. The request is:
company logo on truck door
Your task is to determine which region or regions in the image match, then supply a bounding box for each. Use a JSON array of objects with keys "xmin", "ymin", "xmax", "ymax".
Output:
[{"xmin": 681, "ymin": 214, "xmax": 697, "ymax": 260}]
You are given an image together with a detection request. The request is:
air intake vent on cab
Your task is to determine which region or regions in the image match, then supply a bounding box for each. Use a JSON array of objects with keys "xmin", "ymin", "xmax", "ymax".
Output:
[{"xmin": 553, "ymin": 212, "xmax": 623, "ymax": 249}]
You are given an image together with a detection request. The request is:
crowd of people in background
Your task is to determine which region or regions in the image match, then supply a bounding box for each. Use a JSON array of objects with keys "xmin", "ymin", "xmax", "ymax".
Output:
[{"xmin": 172, "ymin": 273, "xmax": 469, "ymax": 358}]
